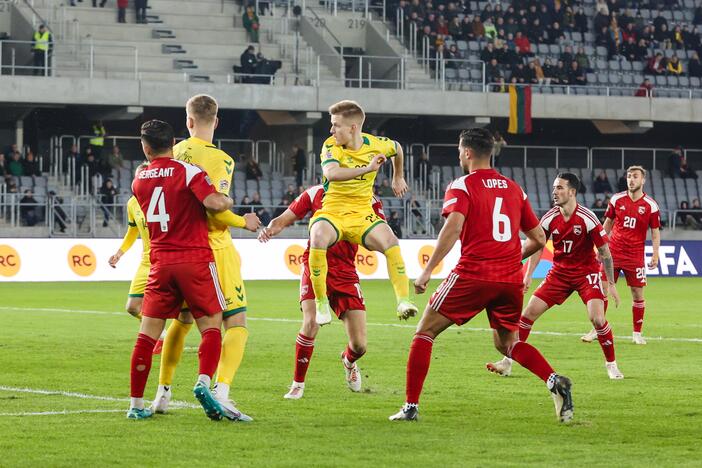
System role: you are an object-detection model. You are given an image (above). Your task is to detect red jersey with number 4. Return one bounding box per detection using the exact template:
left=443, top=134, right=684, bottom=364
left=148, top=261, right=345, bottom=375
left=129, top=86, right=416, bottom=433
left=442, top=168, right=540, bottom=284
left=540, top=205, right=608, bottom=275
left=292, top=185, right=385, bottom=282
left=605, top=192, right=660, bottom=268
left=132, top=157, right=217, bottom=265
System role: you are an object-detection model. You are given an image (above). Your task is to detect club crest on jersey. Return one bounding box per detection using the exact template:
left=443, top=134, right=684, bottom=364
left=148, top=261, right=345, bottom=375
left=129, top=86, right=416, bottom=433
left=219, top=180, right=229, bottom=191
left=324, top=151, right=333, bottom=160
left=573, top=225, right=582, bottom=235
left=638, top=206, right=646, bottom=215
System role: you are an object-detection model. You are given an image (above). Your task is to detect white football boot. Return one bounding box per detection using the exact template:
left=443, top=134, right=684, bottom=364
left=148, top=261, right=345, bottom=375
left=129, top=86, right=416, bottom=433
left=606, top=361, right=624, bottom=380
left=283, top=381, right=305, bottom=400
left=632, top=332, right=647, bottom=345
left=150, top=385, right=172, bottom=414
left=342, top=353, right=362, bottom=392
left=486, top=356, right=513, bottom=377
left=580, top=329, right=597, bottom=343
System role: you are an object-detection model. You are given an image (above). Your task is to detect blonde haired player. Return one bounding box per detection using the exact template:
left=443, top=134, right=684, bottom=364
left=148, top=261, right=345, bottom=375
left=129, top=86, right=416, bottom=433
left=150, top=94, right=260, bottom=421
left=308, top=100, right=417, bottom=324
left=109, top=164, right=167, bottom=353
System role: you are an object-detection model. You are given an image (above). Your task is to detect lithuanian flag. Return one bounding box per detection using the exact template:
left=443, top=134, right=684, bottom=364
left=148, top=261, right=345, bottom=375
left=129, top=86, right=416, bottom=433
left=508, top=84, right=532, bottom=134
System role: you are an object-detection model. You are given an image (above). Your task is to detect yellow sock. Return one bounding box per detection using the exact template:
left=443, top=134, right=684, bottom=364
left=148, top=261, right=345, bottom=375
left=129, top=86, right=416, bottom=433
left=158, top=320, right=192, bottom=386
left=216, top=326, right=249, bottom=386
left=135, top=313, right=142, bottom=320
left=309, top=247, right=328, bottom=303
left=385, top=245, right=409, bottom=302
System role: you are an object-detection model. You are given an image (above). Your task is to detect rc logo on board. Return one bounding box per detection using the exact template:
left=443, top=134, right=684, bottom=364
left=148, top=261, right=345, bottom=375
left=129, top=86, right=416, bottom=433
left=0, top=245, right=20, bottom=277
left=68, top=245, right=96, bottom=277
left=285, top=244, right=306, bottom=275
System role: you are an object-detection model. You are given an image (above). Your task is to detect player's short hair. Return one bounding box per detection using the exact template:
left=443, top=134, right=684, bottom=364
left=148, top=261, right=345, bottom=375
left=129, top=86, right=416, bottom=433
left=459, top=128, right=494, bottom=158
left=328, top=100, right=365, bottom=123
left=626, top=165, right=647, bottom=178
left=555, top=172, right=580, bottom=192
left=140, top=120, right=174, bottom=154
left=186, top=94, right=218, bottom=124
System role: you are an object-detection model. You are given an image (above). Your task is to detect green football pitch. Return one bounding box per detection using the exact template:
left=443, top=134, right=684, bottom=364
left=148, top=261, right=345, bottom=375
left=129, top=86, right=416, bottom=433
left=0, top=278, right=700, bottom=467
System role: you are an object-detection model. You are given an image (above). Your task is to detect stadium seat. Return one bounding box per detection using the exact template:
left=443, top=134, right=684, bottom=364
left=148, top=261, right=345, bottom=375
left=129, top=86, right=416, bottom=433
left=609, top=73, right=621, bottom=85
left=20, top=176, right=34, bottom=188
left=457, top=40, right=467, bottom=52
left=620, top=61, right=632, bottom=72
left=572, top=32, right=582, bottom=43
left=656, top=76, right=667, bottom=87
left=549, top=44, right=560, bottom=55
left=622, top=74, right=633, bottom=85
left=667, top=76, right=679, bottom=87
left=685, top=179, right=698, bottom=201
left=691, top=77, right=701, bottom=87
left=596, top=46, right=608, bottom=57
left=608, top=60, right=621, bottom=71
left=632, top=61, right=644, bottom=72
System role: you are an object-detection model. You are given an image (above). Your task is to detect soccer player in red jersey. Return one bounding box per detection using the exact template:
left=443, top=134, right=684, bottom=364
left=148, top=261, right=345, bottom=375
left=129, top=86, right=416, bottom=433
left=389, top=129, right=574, bottom=423
left=258, top=185, right=386, bottom=399
left=126, top=120, right=235, bottom=420
left=580, top=166, right=660, bottom=345
left=487, top=172, right=624, bottom=380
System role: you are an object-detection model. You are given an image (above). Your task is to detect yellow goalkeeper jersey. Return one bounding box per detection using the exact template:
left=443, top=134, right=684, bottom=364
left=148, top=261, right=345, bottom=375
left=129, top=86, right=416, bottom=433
left=127, top=195, right=150, bottom=262
left=320, top=133, right=398, bottom=211
left=173, top=136, right=235, bottom=250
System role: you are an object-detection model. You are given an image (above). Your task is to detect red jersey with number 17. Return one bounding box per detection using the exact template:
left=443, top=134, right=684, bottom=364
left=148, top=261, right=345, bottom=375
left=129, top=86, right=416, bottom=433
left=540, top=204, right=608, bottom=275
left=291, top=185, right=385, bottom=282
left=132, top=157, right=217, bottom=266
left=441, top=168, right=540, bottom=284
left=604, top=191, right=660, bottom=268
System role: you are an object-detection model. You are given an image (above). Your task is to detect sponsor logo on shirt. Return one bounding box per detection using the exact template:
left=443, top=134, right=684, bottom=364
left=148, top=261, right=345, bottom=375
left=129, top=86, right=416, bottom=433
left=573, top=225, right=582, bottom=235
left=219, top=180, right=229, bottom=192
left=620, top=205, right=626, bottom=210
left=552, top=229, right=559, bottom=235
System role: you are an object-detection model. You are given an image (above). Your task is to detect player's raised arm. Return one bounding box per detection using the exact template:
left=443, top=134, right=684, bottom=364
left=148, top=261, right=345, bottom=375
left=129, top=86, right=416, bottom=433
left=259, top=209, right=298, bottom=242
left=597, top=243, right=620, bottom=307
left=390, top=142, right=409, bottom=197
left=322, top=153, right=386, bottom=182
left=415, top=211, right=464, bottom=294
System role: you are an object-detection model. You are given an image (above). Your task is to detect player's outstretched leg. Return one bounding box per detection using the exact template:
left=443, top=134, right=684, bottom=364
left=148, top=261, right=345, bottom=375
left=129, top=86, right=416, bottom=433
left=152, top=317, right=193, bottom=413
left=309, top=221, right=337, bottom=326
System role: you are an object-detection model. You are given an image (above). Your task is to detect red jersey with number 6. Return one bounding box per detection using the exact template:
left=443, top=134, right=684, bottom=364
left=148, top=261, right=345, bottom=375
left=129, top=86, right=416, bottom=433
left=441, top=168, right=540, bottom=284
left=604, top=192, right=660, bottom=268
left=132, top=157, right=217, bottom=265
left=540, top=204, right=608, bottom=275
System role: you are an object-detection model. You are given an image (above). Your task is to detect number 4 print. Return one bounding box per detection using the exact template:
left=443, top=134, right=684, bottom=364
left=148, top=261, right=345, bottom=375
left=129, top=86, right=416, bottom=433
left=147, top=186, right=170, bottom=232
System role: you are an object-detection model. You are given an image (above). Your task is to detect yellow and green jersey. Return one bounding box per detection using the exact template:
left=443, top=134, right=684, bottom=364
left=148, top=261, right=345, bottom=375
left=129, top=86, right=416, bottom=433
left=174, top=136, right=235, bottom=250
left=320, top=133, right=398, bottom=211
left=127, top=195, right=150, bottom=263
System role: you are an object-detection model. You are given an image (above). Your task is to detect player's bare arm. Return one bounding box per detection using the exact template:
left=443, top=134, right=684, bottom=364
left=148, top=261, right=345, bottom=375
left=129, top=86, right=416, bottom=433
left=522, top=225, right=546, bottom=260
left=259, top=209, right=298, bottom=243
left=322, top=154, right=386, bottom=181
left=602, top=217, right=614, bottom=235
left=108, top=250, right=124, bottom=268
left=648, top=227, right=660, bottom=269
left=598, top=243, right=620, bottom=307
left=415, top=211, right=464, bottom=294
left=390, top=143, right=409, bottom=197
left=203, top=192, right=234, bottom=212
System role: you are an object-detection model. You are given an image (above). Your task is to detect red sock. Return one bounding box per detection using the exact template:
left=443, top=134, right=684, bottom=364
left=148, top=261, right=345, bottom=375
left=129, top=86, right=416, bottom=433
left=198, top=328, right=222, bottom=378
left=633, top=300, right=645, bottom=333
left=518, top=316, right=534, bottom=342
left=406, top=333, right=434, bottom=405
left=130, top=333, right=156, bottom=398
left=603, top=298, right=609, bottom=315
left=509, top=341, right=555, bottom=382
left=596, top=321, right=616, bottom=362
left=294, top=333, right=315, bottom=383
left=343, top=344, right=365, bottom=365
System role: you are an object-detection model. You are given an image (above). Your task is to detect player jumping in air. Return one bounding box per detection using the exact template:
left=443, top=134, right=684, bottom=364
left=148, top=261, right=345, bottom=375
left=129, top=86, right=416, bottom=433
left=308, top=100, right=417, bottom=326
left=389, top=129, right=573, bottom=423
left=259, top=185, right=385, bottom=399
left=127, top=119, right=234, bottom=420
left=150, top=95, right=260, bottom=422
left=580, top=166, right=660, bottom=345
left=487, top=172, right=624, bottom=380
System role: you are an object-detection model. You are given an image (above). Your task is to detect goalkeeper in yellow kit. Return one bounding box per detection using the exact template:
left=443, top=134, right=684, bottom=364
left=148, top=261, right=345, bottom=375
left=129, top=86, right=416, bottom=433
left=150, top=94, right=260, bottom=422
left=309, top=100, right=418, bottom=325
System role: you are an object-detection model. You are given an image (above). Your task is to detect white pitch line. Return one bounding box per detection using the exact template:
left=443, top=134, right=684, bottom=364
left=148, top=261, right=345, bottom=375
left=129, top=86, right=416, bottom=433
left=0, top=409, right=126, bottom=417
left=0, top=386, right=200, bottom=409
left=1, top=306, right=701, bottom=344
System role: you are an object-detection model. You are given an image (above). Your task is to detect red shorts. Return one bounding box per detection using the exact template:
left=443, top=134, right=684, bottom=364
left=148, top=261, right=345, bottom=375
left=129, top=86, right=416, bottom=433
left=602, top=262, right=647, bottom=288
left=428, top=272, right=523, bottom=331
left=299, top=264, right=365, bottom=319
left=533, top=268, right=605, bottom=308
left=142, top=261, right=226, bottom=320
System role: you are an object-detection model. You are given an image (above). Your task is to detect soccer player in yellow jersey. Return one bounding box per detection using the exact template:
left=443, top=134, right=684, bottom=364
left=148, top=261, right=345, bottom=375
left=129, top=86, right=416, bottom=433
left=309, top=100, right=418, bottom=324
left=150, top=94, right=260, bottom=422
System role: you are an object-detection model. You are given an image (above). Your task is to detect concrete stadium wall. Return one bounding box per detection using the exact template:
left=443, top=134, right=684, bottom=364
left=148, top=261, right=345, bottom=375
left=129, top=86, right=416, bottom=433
left=2, top=75, right=701, bottom=122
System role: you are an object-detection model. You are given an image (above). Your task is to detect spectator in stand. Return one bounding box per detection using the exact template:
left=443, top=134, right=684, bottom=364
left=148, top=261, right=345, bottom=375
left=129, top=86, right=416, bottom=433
left=608, top=16, right=623, bottom=58
left=690, top=51, right=702, bottom=78
left=117, top=0, right=128, bottom=23
left=89, top=121, right=106, bottom=160
left=695, top=4, right=702, bottom=25
left=8, top=152, right=23, bottom=176
left=4, top=176, right=18, bottom=194
left=542, top=57, right=555, bottom=80
left=284, top=184, right=296, bottom=201
left=20, top=189, right=39, bottom=226
left=635, top=78, right=653, bottom=97
left=22, top=150, right=41, bottom=176
left=646, top=52, right=666, bottom=75
left=622, top=22, right=637, bottom=43
left=291, top=144, right=306, bottom=188
left=243, top=6, right=260, bottom=43
left=492, top=76, right=508, bottom=92
left=245, top=157, right=263, bottom=182
left=409, top=196, right=426, bottom=235
left=32, top=24, right=52, bottom=76
left=525, top=60, right=538, bottom=84
left=592, top=198, right=605, bottom=209
left=654, top=23, right=672, bottom=49
left=448, top=16, right=462, bottom=40
left=0, top=153, right=6, bottom=177
left=63, top=144, right=81, bottom=174
left=686, top=27, right=701, bottom=52
left=692, top=199, right=702, bottom=227
left=511, top=62, right=528, bottom=83
left=83, top=150, right=100, bottom=192
left=49, top=191, right=67, bottom=233
left=617, top=173, right=627, bottom=192
left=100, top=178, right=117, bottom=227
left=240, top=45, right=257, bottom=82
left=471, top=15, right=485, bottom=39
left=436, top=16, right=449, bottom=36
left=493, top=131, right=506, bottom=161
left=107, top=145, right=125, bottom=173
left=678, top=201, right=701, bottom=229
left=445, top=43, right=461, bottom=67
left=485, top=58, right=501, bottom=83
left=415, top=149, right=432, bottom=188
left=568, top=60, right=587, bottom=85
left=483, top=17, right=497, bottom=39
left=593, top=170, right=613, bottom=194
left=514, top=31, right=531, bottom=56
left=574, top=7, right=588, bottom=34
left=575, top=46, right=591, bottom=72
left=681, top=157, right=698, bottom=180
left=596, top=0, right=609, bottom=16
left=237, top=195, right=251, bottom=216
left=560, top=45, right=574, bottom=66
left=672, top=25, right=685, bottom=49
left=249, top=191, right=270, bottom=225
left=667, top=54, right=683, bottom=75
left=621, top=36, right=638, bottom=62
left=498, top=43, right=521, bottom=70
left=378, top=178, right=394, bottom=197
left=480, top=42, right=497, bottom=64
left=669, top=146, right=685, bottom=178
left=552, top=59, right=569, bottom=85
left=135, top=0, right=147, bottom=23
left=273, top=196, right=290, bottom=218
left=388, top=210, right=403, bottom=238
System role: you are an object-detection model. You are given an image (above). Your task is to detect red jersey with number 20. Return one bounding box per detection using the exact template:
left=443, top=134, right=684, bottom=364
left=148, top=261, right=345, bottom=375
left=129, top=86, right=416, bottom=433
left=540, top=204, right=608, bottom=275
left=604, top=192, right=660, bottom=268
left=132, top=157, right=217, bottom=266
left=442, top=168, right=540, bottom=284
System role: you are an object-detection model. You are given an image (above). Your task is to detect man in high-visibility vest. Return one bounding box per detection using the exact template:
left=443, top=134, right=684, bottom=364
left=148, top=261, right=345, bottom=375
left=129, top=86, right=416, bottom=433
left=90, top=121, right=107, bottom=160
left=32, top=25, right=52, bottom=76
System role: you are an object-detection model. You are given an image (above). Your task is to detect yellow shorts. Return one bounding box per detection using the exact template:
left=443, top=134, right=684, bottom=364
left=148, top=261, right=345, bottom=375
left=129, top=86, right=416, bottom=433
left=128, top=261, right=150, bottom=297
left=310, top=207, right=386, bottom=247
left=213, top=244, right=247, bottom=318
